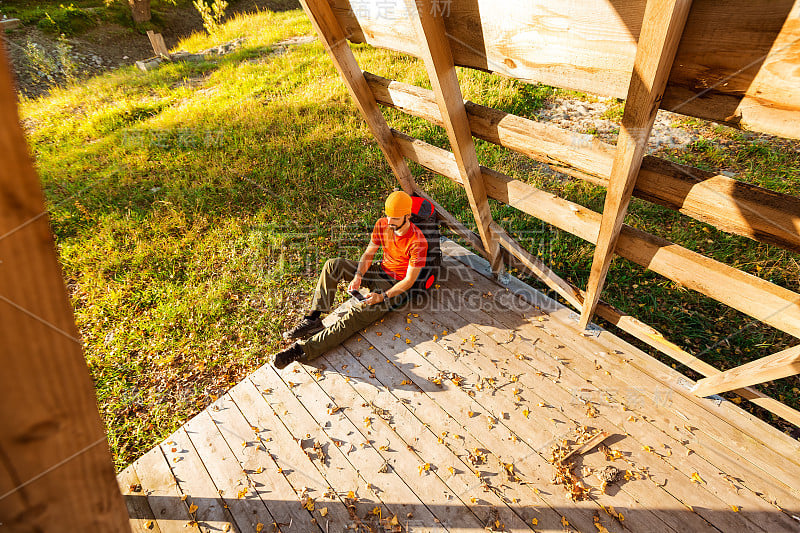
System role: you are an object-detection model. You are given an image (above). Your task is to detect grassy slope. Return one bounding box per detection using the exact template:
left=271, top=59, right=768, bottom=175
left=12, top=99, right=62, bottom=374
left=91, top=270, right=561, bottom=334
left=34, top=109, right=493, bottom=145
left=20, top=9, right=799, bottom=469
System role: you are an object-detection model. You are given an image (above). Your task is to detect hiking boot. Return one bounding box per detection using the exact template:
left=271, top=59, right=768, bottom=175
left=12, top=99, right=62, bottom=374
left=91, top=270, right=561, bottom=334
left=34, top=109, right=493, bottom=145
left=273, top=342, right=304, bottom=370
left=283, top=315, right=324, bottom=340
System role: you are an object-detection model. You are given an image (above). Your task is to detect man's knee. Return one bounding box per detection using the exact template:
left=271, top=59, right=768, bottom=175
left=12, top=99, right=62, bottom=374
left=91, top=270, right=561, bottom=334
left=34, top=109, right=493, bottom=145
left=323, top=257, right=346, bottom=273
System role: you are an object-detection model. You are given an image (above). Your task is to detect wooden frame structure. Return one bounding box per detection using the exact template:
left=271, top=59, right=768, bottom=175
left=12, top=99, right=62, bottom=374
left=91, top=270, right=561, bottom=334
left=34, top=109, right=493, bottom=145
left=0, top=44, right=129, bottom=531
left=298, top=0, right=800, bottom=427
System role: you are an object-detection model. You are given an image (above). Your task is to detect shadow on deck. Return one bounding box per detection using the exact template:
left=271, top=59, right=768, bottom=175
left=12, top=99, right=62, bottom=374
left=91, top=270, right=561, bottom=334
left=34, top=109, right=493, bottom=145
left=118, top=240, right=800, bottom=533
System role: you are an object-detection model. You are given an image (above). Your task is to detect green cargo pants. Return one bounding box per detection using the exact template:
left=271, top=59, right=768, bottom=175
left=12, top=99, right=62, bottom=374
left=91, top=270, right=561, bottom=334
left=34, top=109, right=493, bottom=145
left=297, top=257, right=410, bottom=361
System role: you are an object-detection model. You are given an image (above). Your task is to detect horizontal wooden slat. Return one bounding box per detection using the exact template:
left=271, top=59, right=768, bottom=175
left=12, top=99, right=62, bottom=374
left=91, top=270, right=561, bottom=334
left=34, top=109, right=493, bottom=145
left=692, top=345, right=800, bottom=397
left=445, top=216, right=800, bottom=428
left=366, top=72, right=800, bottom=253
left=392, top=130, right=800, bottom=340
left=335, top=0, right=800, bottom=139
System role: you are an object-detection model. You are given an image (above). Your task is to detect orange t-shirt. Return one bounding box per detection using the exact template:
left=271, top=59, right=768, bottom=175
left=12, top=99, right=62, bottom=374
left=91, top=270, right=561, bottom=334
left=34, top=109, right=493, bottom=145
left=371, top=218, right=428, bottom=281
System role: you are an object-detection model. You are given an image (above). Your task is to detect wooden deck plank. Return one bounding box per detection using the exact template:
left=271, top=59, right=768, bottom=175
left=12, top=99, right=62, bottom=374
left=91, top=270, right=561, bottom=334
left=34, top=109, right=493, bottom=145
left=350, top=316, right=708, bottom=533
left=440, top=254, right=800, bottom=512
left=121, top=243, right=800, bottom=532
left=184, top=410, right=277, bottom=532
left=210, top=392, right=325, bottom=532
left=160, top=429, right=237, bottom=532
left=252, top=362, right=487, bottom=532
left=331, top=336, right=609, bottom=532
left=312, top=344, right=536, bottom=531
left=395, top=286, right=772, bottom=533
left=441, top=245, right=800, bottom=481
left=117, top=464, right=162, bottom=533
left=227, top=379, right=354, bottom=531
left=323, top=343, right=553, bottom=532
left=132, top=447, right=201, bottom=533
left=277, top=349, right=498, bottom=532
left=441, top=300, right=800, bottom=532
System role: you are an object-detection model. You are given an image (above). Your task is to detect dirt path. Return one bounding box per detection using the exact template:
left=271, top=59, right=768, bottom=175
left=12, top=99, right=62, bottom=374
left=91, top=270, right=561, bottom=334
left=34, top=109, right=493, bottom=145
left=5, top=0, right=298, bottom=97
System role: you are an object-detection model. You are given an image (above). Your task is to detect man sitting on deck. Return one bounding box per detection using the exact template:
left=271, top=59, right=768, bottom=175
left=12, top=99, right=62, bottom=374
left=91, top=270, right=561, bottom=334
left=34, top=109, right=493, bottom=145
left=272, top=190, right=430, bottom=369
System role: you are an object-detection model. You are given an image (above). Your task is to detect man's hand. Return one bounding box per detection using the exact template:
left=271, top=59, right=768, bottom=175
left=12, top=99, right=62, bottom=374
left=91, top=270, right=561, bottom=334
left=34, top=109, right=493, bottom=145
left=365, top=291, right=385, bottom=306
left=348, top=275, right=362, bottom=292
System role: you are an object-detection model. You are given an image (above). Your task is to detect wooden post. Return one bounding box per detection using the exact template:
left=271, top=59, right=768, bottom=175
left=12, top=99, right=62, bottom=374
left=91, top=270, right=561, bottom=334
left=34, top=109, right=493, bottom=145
left=579, top=0, right=692, bottom=329
left=691, top=345, right=800, bottom=397
left=0, top=43, right=129, bottom=531
left=298, top=0, right=416, bottom=194
left=145, top=30, right=169, bottom=57
left=402, top=0, right=505, bottom=277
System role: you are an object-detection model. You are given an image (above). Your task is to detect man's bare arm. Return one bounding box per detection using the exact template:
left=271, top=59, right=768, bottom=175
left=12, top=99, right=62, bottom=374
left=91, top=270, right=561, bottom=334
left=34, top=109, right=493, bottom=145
left=349, top=241, right=380, bottom=291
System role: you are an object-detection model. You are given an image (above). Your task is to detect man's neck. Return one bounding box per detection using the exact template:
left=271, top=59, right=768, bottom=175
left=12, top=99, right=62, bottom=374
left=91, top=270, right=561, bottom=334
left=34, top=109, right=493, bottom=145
left=393, top=218, right=411, bottom=237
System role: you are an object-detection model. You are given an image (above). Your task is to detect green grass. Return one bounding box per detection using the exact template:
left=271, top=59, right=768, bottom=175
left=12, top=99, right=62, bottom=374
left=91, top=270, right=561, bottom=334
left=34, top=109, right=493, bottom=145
left=1, top=0, right=192, bottom=34
left=20, top=8, right=800, bottom=469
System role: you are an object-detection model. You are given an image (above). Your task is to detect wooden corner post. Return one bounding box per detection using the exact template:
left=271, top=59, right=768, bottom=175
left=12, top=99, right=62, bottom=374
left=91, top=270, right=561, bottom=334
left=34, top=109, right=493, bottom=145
left=403, top=0, right=505, bottom=277
left=579, top=0, right=692, bottom=329
left=0, top=43, right=129, bottom=531
left=299, top=0, right=417, bottom=194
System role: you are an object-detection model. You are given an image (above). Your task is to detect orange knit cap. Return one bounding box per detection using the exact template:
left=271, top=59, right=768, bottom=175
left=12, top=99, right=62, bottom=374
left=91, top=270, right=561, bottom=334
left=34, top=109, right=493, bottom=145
left=384, top=190, right=412, bottom=217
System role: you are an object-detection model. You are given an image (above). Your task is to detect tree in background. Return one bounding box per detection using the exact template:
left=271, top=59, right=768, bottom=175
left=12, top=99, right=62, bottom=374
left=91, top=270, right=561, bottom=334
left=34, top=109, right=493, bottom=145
left=124, top=0, right=151, bottom=23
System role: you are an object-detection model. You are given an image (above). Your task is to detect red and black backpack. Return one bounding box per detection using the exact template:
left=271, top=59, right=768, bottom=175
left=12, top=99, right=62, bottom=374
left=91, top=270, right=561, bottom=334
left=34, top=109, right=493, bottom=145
left=409, top=194, right=441, bottom=290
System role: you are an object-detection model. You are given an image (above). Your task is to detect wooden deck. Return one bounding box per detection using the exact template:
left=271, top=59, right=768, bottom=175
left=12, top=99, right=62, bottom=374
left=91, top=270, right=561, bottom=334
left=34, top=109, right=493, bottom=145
left=118, top=240, right=800, bottom=533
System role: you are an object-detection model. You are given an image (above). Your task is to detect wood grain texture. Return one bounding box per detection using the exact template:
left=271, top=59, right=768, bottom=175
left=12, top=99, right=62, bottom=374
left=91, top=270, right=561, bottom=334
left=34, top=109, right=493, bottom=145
left=403, top=0, right=504, bottom=275
left=366, top=71, right=800, bottom=253
left=580, top=0, right=693, bottom=329
left=0, top=42, right=128, bottom=532
left=392, top=130, right=800, bottom=340
left=298, top=0, right=416, bottom=193
left=332, top=0, right=800, bottom=139
left=692, top=345, right=800, bottom=397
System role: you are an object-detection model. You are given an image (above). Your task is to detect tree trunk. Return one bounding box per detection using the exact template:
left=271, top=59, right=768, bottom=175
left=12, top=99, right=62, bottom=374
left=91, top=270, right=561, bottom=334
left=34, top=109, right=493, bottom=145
left=128, top=0, right=151, bottom=23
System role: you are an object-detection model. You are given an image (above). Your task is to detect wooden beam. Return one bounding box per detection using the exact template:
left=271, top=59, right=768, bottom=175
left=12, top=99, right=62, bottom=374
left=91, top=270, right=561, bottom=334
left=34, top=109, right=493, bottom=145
left=0, top=43, right=129, bottom=532
left=490, top=222, right=583, bottom=310
left=392, top=130, right=800, bottom=340
left=580, top=0, right=693, bottom=329
left=402, top=0, right=504, bottom=276
left=366, top=72, right=800, bottom=254
left=332, top=0, right=800, bottom=139
left=692, top=345, right=800, bottom=398
left=418, top=180, right=800, bottom=427
left=298, top=0, right=416, bottom=193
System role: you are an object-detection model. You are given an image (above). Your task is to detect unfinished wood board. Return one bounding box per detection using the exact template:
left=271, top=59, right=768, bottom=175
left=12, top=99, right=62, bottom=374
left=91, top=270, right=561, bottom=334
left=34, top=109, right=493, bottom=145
left=368, top=72, right=800, bottom=254
left=355, top=299, right=758, bottom=533
left=160, top=428, right=237, bottom=532
left=404, top=0, right=504, bottom=275
left=117, top=464, right=161, bottom=533
left=298, top=0, right=416, bottom=193
left=330, top=0, right=800, bottom=138
left=132, top=447, right=201, bottom=533
left=0, top=42, right=128, bottom=533
left=183, top=410, right=276, bottom=532
left=421, top=268, right=798, bottom=531
left=272, top=351, right=499, bottom=531
left=395, top=132, right=800, bottom=340
left=227, top=380, right=354, bottom=531
left=440, top=244, right=800, bottom=499
left=580, top=0, right=693, bottom=328
left=207, top=392, right=325, bottom=532
left=691, top=345, right=800, bottom=397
